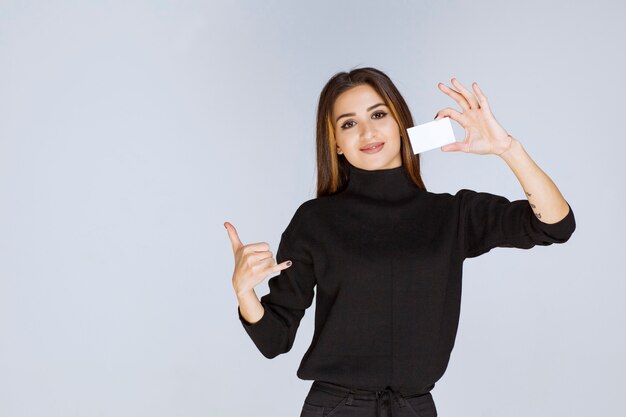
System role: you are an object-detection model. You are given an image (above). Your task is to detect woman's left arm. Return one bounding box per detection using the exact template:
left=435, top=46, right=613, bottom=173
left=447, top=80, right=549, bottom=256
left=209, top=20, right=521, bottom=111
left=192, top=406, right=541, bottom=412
left=497, top=137, right=570, bottom=223
left=434, top=77, right=570, bottom=224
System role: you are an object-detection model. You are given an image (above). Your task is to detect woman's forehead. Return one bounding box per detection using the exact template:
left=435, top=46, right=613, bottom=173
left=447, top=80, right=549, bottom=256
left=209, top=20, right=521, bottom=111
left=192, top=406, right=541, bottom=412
left=333, top=85, right=385, bottom=114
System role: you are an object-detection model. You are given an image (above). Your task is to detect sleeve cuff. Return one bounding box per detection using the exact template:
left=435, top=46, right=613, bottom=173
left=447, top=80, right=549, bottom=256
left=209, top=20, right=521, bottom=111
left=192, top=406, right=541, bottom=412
left=238, top=304, right=267, bottom=327
left=237, top=303, right=288, bottom=359
left=530, top=202, right=576, bottom=242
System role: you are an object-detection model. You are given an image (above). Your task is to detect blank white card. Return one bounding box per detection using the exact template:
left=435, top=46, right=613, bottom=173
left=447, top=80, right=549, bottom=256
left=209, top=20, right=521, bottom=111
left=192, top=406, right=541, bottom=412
left=407, top=117, right=457, bottom=154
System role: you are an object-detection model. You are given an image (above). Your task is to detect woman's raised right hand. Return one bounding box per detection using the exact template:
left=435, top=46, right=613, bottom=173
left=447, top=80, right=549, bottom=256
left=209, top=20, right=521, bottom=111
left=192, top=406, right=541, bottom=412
left=224, top=221, right=292, bottom=297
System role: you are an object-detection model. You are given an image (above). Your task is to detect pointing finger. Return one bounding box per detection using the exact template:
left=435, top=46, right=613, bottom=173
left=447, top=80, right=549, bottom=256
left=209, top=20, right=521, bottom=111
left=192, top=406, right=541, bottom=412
left=224, top=221, right=244, bottom=253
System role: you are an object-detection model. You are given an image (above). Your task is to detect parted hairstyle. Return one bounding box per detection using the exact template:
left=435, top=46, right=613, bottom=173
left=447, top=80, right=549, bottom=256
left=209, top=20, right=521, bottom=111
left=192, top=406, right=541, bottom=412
left=315, top=67, right=427, bottom=197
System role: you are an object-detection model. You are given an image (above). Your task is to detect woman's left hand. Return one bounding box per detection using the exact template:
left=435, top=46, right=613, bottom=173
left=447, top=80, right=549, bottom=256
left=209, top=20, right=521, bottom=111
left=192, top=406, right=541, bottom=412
left=434, top=78, right=513, bottom=156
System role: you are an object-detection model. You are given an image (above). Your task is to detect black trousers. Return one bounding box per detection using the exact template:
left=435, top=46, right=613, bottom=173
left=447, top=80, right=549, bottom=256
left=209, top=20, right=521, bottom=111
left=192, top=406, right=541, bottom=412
left=300, top=380, right=438, bottom=417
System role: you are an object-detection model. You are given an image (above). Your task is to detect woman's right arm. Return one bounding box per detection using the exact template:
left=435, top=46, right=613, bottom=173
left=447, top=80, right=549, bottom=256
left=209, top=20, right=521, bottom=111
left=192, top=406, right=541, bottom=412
left=236, top=288, right=264, bottom=325
left=225, top=221, right=292, bottom=325
left=224, top=209, right=316, bottom=359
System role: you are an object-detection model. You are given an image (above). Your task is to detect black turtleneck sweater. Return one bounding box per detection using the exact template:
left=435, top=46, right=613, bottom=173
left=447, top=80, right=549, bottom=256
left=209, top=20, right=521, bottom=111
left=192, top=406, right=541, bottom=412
left=237, top=162, right=576, bottom=395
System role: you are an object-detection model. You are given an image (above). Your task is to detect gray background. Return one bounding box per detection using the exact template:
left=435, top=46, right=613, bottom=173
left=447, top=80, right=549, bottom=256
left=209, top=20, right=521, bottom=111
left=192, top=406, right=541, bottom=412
left=1, top=1, right=623, bottom=416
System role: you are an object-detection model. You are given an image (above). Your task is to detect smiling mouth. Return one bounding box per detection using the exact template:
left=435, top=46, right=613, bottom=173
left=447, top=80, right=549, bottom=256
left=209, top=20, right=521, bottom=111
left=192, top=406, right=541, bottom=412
left=360, top=142, right=384, bottom=151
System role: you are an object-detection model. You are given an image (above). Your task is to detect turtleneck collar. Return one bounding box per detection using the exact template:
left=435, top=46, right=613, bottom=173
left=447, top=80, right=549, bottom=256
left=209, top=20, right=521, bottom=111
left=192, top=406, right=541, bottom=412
left=343, top=162, right=422, bottom=201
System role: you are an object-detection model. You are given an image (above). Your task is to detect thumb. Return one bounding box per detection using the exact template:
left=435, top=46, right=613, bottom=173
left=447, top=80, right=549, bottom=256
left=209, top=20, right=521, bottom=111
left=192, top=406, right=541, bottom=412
left=441, top=141, right=464, bottom=152
left=224, top=221, right=244, bottom=253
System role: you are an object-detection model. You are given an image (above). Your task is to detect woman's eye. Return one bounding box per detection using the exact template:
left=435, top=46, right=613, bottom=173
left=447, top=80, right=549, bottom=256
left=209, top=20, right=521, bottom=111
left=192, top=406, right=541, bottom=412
left=340, top=112, right=387, bottom=129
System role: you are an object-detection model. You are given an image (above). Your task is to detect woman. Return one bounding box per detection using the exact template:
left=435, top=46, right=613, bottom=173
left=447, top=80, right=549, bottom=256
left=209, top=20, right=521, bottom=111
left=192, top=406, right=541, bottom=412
left=225, top=67, right=576, bottom=417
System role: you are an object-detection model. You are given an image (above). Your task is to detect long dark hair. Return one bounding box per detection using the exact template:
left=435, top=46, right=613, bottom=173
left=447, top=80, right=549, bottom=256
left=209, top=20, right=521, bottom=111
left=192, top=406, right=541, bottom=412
left=315, top=67, right=427, bottom=197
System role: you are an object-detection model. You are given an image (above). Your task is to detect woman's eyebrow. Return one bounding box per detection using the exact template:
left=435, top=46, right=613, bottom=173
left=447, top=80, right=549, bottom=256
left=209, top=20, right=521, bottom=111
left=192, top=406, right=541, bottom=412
left=335, top=103, right=387, bottom=123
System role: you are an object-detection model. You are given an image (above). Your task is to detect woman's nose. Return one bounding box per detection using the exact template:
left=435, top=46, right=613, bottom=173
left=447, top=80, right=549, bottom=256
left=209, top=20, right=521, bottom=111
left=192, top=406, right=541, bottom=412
left=359, top=119, right=375, bottom=139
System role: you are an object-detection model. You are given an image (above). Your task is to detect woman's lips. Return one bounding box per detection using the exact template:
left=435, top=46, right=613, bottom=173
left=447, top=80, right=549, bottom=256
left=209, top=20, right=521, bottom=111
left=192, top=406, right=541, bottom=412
left=360, top=142, right=384, bottom=154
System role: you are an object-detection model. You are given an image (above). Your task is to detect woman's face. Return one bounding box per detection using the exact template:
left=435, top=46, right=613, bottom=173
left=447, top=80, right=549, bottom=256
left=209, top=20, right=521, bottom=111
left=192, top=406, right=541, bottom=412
left=332, top=84, right=402, bottom=171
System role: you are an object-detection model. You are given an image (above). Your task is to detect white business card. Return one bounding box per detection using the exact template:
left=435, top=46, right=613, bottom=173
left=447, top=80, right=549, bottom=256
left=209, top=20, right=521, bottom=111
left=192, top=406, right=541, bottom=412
left=407, top=117, right=457, bottom=154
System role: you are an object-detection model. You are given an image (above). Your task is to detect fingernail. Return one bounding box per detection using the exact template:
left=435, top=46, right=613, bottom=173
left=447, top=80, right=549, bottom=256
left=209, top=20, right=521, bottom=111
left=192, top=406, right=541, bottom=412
left=286, top=260, right=292, bottom=266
